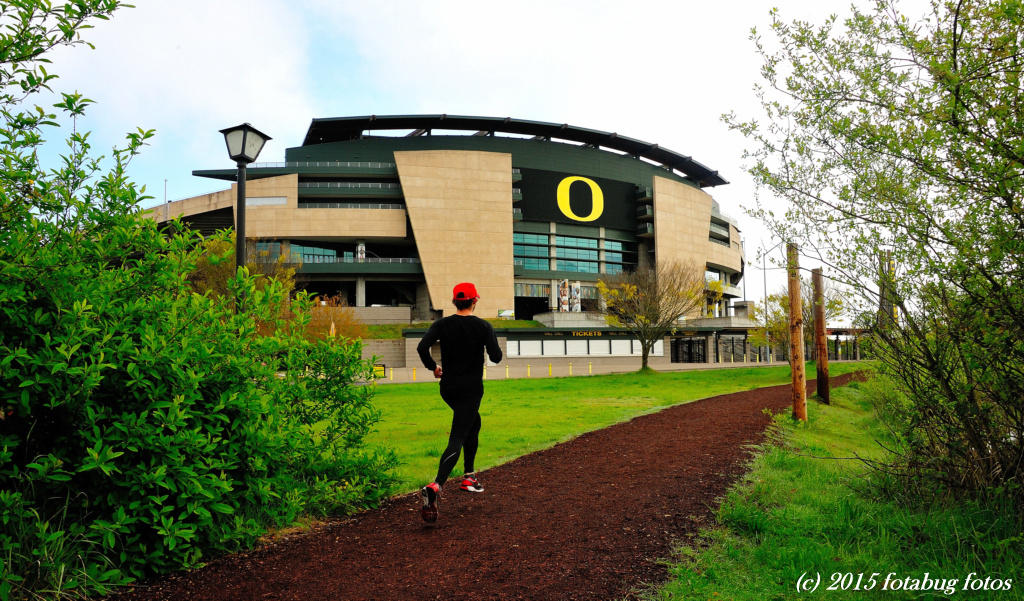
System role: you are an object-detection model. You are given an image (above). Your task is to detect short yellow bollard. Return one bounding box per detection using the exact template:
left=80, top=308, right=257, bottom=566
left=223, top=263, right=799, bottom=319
left=389, top=368, right=394, bottom=381
left=588, top=361, right=593, bottom=375
left=548, top=363, right=552, bottom=377
left=527, top=364, right=531, bottom=377
left=569, top=362, right=573, bottom=376
left=483, top=365, right=487, bottom=380
left=412, top=368, right=417, bottom=381
left=505, top=364, right=509, bottom=379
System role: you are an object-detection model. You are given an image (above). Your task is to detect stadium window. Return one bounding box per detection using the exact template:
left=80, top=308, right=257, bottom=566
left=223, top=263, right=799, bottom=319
left=520, top=258, right=549, bottom=270
left=513, top=233, right=548, bottom=245
left=555, top=247, right=598, bottom=261
left=559, top=260, right=598, bottom=273
left=514, top=244, right=548, bottom=258
left=555, top=235, right=598, bottom=249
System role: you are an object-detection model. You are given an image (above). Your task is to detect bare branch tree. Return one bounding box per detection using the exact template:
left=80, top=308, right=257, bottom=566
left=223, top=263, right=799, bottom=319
left=597, top=261, right=712, bottom=371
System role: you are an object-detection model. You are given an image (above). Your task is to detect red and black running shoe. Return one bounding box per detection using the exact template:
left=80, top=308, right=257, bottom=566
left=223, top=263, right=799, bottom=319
left=420, top=482, right=440, bottom=522
left=459, top=473, right=484, bottom=493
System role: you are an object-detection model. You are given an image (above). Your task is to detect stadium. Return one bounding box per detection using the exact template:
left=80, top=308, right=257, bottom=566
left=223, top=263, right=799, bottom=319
left=153, top=114, right=757, bottom=367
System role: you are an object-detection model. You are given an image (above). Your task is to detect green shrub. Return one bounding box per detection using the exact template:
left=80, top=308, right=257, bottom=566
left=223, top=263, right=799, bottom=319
left=1, top=210, right=397, bottom=599
left=0, top=6, right=397, bottom=597
left=0, top=215, right=398, bottom=598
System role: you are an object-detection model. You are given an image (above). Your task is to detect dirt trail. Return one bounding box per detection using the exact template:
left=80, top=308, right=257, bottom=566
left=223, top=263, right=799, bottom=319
left=115, top=374, right=861, bottom=601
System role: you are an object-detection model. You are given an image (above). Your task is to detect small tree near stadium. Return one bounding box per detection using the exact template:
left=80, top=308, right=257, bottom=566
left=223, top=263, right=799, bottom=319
left=748, top=276, right=845, bottom=360
left=597, top=261, right=711, bottom=371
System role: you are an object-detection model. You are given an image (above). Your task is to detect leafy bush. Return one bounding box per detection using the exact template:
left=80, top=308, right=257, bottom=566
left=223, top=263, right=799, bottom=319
left=0, top=162, right=397, bottom=599
left=0, top=4, right=396, bottom=599
left=731, top=0, right=1024, bottom=504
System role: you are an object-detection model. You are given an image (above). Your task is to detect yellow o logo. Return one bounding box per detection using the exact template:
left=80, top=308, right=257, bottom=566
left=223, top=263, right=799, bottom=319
left=556, top=176, right=604, bottom=222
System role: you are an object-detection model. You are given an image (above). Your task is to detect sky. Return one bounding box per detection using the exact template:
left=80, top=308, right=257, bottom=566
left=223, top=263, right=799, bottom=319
left=41, top=0, right=855, bottom=305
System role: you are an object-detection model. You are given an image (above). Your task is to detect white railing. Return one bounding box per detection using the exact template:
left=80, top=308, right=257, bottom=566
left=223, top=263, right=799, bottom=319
left=295, top=256, right=420, bottom=265
left=299, top=202, right=404, bottom=210
left=250, top=161, right=396, bottom=169
left=298, top=182, right=401, bottom=190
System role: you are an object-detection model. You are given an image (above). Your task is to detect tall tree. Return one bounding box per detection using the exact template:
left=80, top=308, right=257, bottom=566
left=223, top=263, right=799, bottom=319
left=728, top=0, right=1024, bottom=498
left=597, top=261, right=711, bottom=371
left=748, top=276, right=845, bottom=359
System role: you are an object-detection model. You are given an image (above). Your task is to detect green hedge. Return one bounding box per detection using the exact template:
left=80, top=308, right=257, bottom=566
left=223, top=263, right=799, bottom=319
left=1, top=193, right=397, bottom=598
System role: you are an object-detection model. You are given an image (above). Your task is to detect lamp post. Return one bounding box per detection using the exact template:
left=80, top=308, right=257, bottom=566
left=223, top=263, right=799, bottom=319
left=757, top=240, right=785, bottom=362
left=219, top=123, right=271, bottom=271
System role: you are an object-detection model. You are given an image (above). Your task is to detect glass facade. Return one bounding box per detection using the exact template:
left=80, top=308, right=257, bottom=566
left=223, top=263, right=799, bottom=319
left=555, top=247, right=598, bottom=260
left=513, top=229, right=637, bottom=274
left=287, top=243, right=355, bottom=264
left=516, top=257, right=549, bottom=270
left=513, top=232, right=550, bottom=271
left=513, top=233, right=548, bottom=245
left=554, top=235, right=598, bottom=249
left=557, top=259, right=599, bottom=273
left=514, top=244, right=548, bottom=257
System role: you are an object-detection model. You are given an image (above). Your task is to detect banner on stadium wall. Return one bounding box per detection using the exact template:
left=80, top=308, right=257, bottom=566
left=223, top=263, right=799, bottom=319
left=517, top=168, right=638, bottom=229
left=570, top=281, right=582, bottom=312
left=558, top=279, right=570, bottom=312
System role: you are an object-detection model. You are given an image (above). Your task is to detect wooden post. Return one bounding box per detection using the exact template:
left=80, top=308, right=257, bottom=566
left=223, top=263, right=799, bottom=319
left=812, top=268, right=830, bottom=404
left=787, top=243, right=807, bottom=421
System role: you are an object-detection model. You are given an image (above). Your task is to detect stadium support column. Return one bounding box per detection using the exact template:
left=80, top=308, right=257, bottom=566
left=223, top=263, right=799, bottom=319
left=356, top=278, right=366, bottom=307
left=787, top=243, right=807, bottom=421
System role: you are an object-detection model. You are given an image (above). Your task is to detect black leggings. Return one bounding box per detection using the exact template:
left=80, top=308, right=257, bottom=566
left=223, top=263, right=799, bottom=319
left=434, top=390, right=482, bottom=486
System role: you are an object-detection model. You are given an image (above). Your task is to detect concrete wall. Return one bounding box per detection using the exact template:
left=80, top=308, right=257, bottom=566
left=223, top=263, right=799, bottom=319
left=362, top=339, right=406, bottom=367
left=395, top=150, right=515, bottom=319
left=652, top=175, right=743, bottom=275
left=349, top=306, right=412, bottom=325
left=145, top=184, right=236, bottom=222
left=405, top=337, right=443, bottom=368
left=147, top=173, right=407, bottom=239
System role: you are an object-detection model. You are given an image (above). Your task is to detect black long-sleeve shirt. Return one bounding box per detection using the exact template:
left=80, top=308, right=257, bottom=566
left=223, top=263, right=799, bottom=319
left=417, top=315, right=503, bottom=387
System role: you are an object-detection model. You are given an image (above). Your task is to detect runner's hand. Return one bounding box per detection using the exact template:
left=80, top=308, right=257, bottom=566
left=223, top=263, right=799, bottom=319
left=433, top=366, right=443, bottom=378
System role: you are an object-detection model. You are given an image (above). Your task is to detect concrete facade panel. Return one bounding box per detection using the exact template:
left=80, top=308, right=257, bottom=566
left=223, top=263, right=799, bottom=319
left=653, top=176, right=742, bottom=276
left=396, top=150, right=515, bottom=318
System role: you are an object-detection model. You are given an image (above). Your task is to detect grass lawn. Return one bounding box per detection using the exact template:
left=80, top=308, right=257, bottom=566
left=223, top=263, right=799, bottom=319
left=365, top=319, right=543, bottom=339
left=650, top=379, right=1024, bottom=601
left=366, top=361, right=867, bottom=490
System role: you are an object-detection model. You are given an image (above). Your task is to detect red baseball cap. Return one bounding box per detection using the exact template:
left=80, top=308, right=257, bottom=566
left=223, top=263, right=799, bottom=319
left=452, top=282, right=480, bottom=301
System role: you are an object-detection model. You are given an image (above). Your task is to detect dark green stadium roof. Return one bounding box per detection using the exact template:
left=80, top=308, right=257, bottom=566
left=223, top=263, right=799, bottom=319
left=302, top=114, right=728, bottom=188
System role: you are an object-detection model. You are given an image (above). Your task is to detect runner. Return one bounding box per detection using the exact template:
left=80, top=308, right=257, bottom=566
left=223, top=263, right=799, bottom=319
left=416, top=282, right=503, bottom=523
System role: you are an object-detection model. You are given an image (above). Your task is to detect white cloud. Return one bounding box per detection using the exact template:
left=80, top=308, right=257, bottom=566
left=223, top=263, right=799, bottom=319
left=308, top=0, right=845, bottom=296
left=46, top=0, right=316, bottom=200
left=33, top=0, right=872, bottom=305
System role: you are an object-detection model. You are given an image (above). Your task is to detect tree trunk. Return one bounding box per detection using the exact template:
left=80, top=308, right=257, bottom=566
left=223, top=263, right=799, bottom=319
left=813, top=268, right=830, bottom=404
left=641, top=343, right=650, bottom=371
left=787, top=243, right=807, bottom=421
